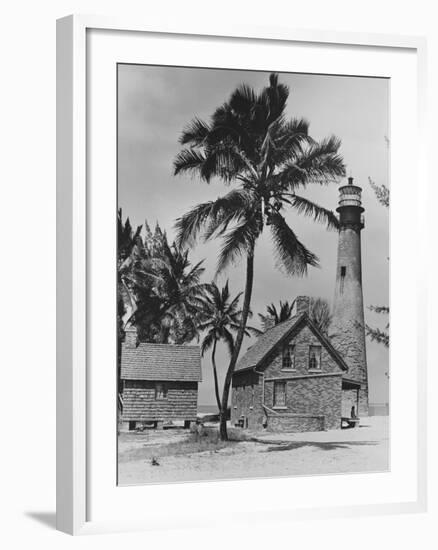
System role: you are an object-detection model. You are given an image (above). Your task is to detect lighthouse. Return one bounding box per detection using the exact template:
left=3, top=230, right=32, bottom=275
left=332, top=176, right=369, bottom=416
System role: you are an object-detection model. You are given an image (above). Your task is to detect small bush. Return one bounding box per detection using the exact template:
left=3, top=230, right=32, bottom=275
left=132, top=427, right=241, bottom=460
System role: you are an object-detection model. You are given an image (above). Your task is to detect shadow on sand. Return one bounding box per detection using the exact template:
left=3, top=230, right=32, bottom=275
left=257, top=440, right=379, bottom=452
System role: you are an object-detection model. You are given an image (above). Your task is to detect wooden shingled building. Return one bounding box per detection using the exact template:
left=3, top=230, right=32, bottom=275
left=119, top=326, right=202, bottom=430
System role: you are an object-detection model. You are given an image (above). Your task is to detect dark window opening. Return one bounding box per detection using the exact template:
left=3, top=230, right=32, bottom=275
left=155, top=382, right=168, bottom=400
left=129, top=421, right=136, bottom=431
left=273, top=380, right=286, bottom=407
left=340, top=265, right=346, bottom=293
left=309, top=345, right=322, bottom=370
left=282, top=344, right=295, bottom=369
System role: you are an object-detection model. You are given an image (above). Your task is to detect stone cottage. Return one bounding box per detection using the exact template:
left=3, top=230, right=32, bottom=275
left=231, top=296, right=362, bottom=432
left=119, top=326, right=202, bottom=430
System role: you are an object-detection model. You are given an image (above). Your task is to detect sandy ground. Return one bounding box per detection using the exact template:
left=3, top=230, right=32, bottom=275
left=118, top=416, right=389, bottom=486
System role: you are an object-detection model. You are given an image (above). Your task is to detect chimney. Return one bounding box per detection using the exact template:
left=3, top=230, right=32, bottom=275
left=262, top=317, right=276, bottom=332
left=295, top=296, right=310, bottom=316
left=124, top=325, right=138, bottom=348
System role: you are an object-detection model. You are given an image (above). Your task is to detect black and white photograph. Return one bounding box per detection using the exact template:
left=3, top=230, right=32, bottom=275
left=116, top=65, right=389, bottom=485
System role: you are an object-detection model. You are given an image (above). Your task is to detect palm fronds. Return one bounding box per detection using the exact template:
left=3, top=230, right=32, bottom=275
left=288, top=194, right=339, bottom=230
left=275, top=135, right=345, bottom=190
left=365, top=325, right=389, bottom=347
left=174, top=188, right=253, bottom=249
left=118, top=213, right=212, bottom=345
left=179, top=117, right=211, bottom=146
left=309, top=297, right=332, bottom=334
left=269, top=212, right=319, bottom=276
left=216, top=214, right=260, bottom=274
left=173, top=149, right=207, bottom=177
left=258, top=299, right=295, bottom=332
left=368, top=177, right=390, bottom=208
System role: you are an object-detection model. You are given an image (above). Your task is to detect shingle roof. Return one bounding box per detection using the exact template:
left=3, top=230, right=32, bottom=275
left=235, top=314, right=302, bottom=372
left=235, top=313, right=348, bottom=373
left=121, top=343, right=202, bottom=382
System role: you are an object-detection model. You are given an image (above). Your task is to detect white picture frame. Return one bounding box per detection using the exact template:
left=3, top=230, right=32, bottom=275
left=56, top=14, right=427, bottom=535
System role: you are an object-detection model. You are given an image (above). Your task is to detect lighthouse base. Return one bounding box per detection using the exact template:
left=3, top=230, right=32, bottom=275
left=341, top=380, right=369, bottom=418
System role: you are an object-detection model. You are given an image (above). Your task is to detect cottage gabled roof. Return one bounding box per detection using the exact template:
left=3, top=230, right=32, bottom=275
left=121, top=342, right=202, bottom=382
left=234, top=313, right=349, bottom=373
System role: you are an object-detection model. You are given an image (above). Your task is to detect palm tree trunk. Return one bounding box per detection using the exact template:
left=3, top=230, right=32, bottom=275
left=219, top=249, right=255, bottom=440
left=211, top=338, right=222, bottom=412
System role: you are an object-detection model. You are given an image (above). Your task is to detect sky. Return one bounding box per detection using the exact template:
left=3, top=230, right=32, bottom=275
left=118, top=64, right=390, bottom=406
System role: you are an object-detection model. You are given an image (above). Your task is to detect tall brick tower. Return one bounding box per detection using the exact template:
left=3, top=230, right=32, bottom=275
left=332, top=176, right=369, bottom=416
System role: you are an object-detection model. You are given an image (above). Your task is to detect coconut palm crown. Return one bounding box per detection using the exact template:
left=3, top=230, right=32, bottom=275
left=174, top=73, right=344, bottom=276
left=257, top=297, right=332, bottom=335
left=135, top=238, right=210, bottom=344
left=258, top=300, right=296, bottom=332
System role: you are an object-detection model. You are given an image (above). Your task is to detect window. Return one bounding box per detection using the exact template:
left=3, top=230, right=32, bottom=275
left=155, top=382, right=168, bottom=400
left=308, top=345, right=322, bottom=370
left=282, top=344, right=295, bottom=370
left=273, top=380, right=286, bottom=407
left=340, top=265, right=346, bottom=293
left=250, top=385, right=254, bottom=409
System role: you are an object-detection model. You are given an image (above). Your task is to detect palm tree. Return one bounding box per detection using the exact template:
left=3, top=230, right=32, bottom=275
left=117, top=210, right=144, bottom=389
left=135, top=237, right=211, bottom=344
left=309, top=297, right=332, bottom=335
left=258, top=300, right=295, bottom=332
left=118, top=209, right=143, bottom=329
left=174, top=73, right=345, bottom=439
left=197, top=282, right=247, bottom=410
left=257, top=297, right=332, bottom=334
left=117, top=214, right=210, bottom=345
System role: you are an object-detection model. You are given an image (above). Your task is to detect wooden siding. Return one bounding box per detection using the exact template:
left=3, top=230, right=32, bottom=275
left=122, top=380, right=198, bottom=422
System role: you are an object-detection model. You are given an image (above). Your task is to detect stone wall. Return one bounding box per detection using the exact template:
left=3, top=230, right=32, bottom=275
left=266, top=413, right=325, bottom=433
left=331, top=318, right=369, bottom=415
left=121, top=380, right=198, bottom=422
left=264, top=374, right=342, bottom=430
left=263, top=323, right=344, bottom=378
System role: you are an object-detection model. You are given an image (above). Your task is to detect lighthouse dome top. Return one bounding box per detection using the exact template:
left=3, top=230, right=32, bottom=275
left=338, top=176, right=362, bottom=208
